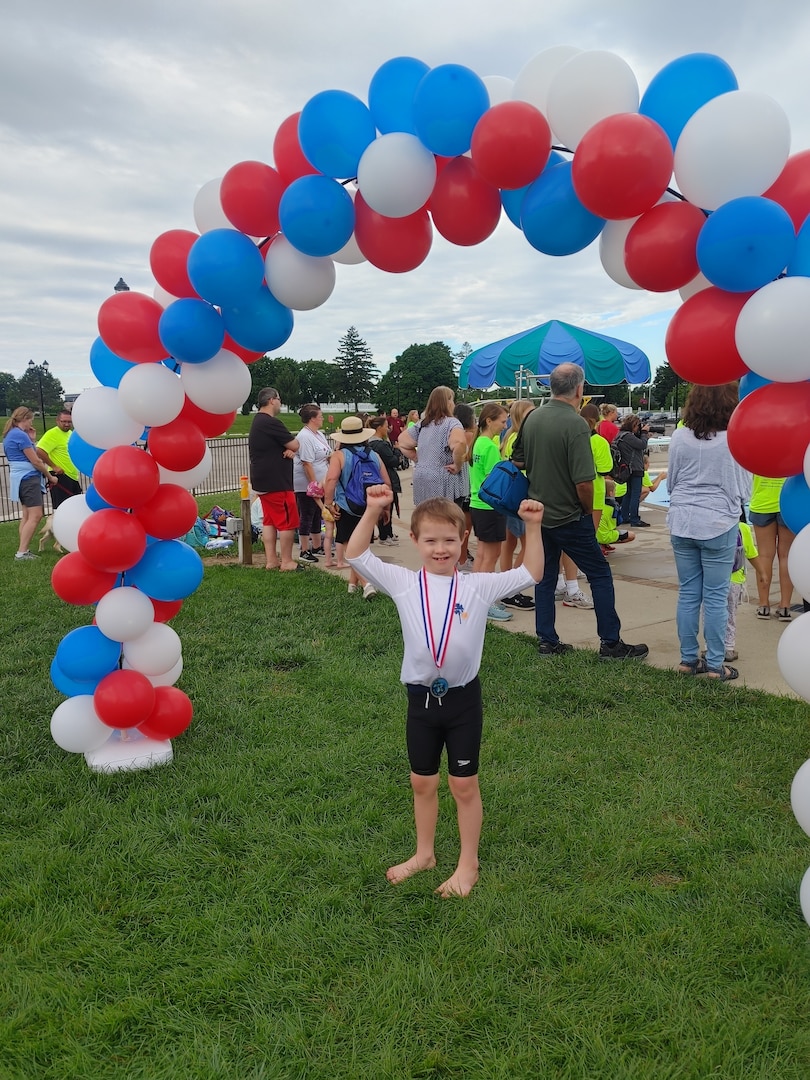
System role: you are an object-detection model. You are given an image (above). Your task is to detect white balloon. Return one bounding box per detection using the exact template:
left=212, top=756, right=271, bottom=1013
left=50, top=696, right=112, bottom=753
left=679, top=271, right=712, bottom=301
left=264, top=236, right=336, bottom=310
left=674, top=91, right=791, bottom=211
left=193, top=178, right=232, bottom=233
left=118, top=363, right=185, bottom=428
left=122, top=654, right=183, bottom=686
left=71, top=386, right=145, bottom=450
left=357, top=132, right=437, bottom=218
left=512, top=46, right=581, bottom=119
left=787, top=532, right=810, bottom=616
left=123, top=623, right=182, bottom=676
left=777, top=605, right=810, bottom=700
left=52, top=494, right=94, bottom=552
left=791, top=758, right=810, bottom=837
left=332, top=232, right=366, bottom=265
left=95, top=586, right=156, bottom=642
left=800, top=865, right=810, bottom=927
left=735, top=278, right=810, bottom=383
left=180, top=349, right=252, bottom=414
left=482, top=75, right=513, bottom=107
left=599, top=218, right=643, bottom=290
left=158, top=443, right=212, bottom=489
left=546, top=50, right=639, bottom=150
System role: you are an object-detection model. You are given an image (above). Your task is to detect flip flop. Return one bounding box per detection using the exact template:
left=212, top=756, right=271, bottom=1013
left=678, top=658, right=708, bottom=675
left=705, top=664, right=739, bottom=681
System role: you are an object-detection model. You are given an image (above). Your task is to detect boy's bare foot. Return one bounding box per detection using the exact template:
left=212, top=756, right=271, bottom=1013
left=265, top=563, right=279, bottom=570
left=278, top=561, right=300, bottom=571
left=386, top=854, right=436, bottom=884
left=435, top=866, right=479, bottom=898
left=335, top=561, right=348, bottom=569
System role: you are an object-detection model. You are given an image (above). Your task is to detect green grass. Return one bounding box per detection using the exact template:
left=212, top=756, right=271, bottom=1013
left=2, top=517, right=810, bottom=1078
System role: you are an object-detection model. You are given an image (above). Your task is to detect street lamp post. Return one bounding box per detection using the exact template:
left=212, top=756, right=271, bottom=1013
left=28, top=359, right=49, bottom=432
left=392, top=371, right=401, bottom=411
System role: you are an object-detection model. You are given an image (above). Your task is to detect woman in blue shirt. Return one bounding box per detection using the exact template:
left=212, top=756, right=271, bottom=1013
left=2, top=407, right=57, bottom=560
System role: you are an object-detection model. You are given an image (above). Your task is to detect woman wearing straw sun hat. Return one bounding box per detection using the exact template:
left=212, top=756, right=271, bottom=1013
left=323, top=417, right=392, bottom=598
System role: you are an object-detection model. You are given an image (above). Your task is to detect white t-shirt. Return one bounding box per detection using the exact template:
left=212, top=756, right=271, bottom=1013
left=293, top=426, right=332, bottom=492
left=347, top=549, right=535, bottom=687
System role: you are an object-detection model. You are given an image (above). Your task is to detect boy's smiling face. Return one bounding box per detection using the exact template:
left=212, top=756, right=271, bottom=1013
left=411, top=515, right=466, bottom=576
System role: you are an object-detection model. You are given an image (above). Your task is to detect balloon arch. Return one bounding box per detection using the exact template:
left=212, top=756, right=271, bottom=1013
left=45, top=45, right=810, bottom=899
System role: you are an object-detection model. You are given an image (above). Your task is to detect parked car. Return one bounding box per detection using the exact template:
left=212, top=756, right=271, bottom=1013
left=646, top=414, right=669, bottom=434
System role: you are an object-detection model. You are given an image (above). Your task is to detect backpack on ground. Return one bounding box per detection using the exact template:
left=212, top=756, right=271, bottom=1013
left=609, top=434, right=631, bottom=485
left=343, top=445, right=384, bottom=515
left=478, top=460, right=529, bottom=515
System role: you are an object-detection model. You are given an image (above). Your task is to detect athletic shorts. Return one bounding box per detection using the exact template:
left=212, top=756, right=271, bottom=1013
left=335, top=508, right=362, bottom=546
left=258, top=490, right=299, bottom=531
left=18, top=475, right=44, bottom=509
left=749, top=510, right=787, bottom=529
left=470, top=507, right=506, bottom=544
left=405, top=677, right=483, bottom=777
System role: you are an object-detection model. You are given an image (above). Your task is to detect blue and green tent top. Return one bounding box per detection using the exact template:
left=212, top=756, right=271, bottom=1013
left=458, top=320, right=651, bottom=389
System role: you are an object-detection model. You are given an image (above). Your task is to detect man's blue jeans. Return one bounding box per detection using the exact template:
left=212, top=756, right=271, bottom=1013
left=535, top=514, right=621, bottom=645
left=670, top=526, right=737, bottom=671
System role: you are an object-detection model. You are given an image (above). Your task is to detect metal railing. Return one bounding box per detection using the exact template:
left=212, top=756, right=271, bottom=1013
left=0, top=437, right=251, bottom=522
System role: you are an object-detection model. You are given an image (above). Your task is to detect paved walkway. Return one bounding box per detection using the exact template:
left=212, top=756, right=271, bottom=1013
left=324, top=468, right=799, bottom=699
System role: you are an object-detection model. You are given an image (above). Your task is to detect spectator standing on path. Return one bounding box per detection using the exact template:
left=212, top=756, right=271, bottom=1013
left=749, top=475, right=795, bottom=621
left=397, top=386, right=468, bottom=507
left=615, top=414, right=651, bottom=527
left=596, top=403, right=620, bottom=443
left=36, top=408, right=82, bottom=507
left=248, top=387, right=301, bottom=572
left=3, top=406, right=57, bottom=560
left=368, top=415, right=402, bottom=545
left=511, top=362, right=648, bottom=660
left=293, top=403, right=331, bottom=562
left=452, top=402, right=476, bottom=571
left=387, top=408, right=405, bottom=448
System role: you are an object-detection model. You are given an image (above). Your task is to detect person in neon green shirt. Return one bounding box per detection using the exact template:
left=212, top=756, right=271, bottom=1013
left=501, top=399, right=535, bottom=574
left=723, top=520, right=761, bottom=661
left=36, top=409, right=82, bottom=507
left=470, top=402, right=519, bottom=620
left=748, top=475, right=794, bottom=620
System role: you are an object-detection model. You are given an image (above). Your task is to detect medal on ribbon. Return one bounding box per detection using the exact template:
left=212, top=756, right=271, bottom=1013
left=419, top=569, right=458, bottom=700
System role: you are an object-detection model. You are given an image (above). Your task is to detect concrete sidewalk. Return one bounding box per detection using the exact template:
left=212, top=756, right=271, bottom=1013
left=334, top=469, right=799, bottom=699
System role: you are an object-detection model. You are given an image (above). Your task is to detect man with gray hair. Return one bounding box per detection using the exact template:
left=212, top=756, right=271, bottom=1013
left=511, top=362, right=648, bottom=660
left=249, top=387, right=301, bottom=571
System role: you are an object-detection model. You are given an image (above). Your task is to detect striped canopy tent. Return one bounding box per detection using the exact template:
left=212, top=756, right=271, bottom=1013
left=458, top=320, right=651, bottom=389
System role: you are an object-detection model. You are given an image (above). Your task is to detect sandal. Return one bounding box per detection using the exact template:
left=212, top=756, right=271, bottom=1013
left=756, top=606, right=770, bottom=619
left=706, top=664, right=739, bottom=681
left=678, top=658, right=708, bottom=675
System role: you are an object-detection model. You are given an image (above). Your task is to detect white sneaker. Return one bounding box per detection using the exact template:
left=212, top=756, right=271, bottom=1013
left=562, top=589, right=594, bottom=609
left=363, top=583, right=377, bottom=600
left=347, top=584, right=357, bottom=594
left=554, top=588, right=566, bottom=602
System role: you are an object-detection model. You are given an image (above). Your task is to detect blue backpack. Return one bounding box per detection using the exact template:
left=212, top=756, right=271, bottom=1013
left=342, top=445, right=384, bottom=515
left=478, top=460, right=529, bottom=515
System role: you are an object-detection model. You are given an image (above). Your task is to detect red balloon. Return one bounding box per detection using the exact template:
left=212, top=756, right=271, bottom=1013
left=94, top=669, right=156, bottom=729
left=52, top=552, right=119, bottom=605
left=354, top=194, right=433, bottom=273
left=179, top=396, right=236, bottom=437
left=665, top=287, right=752, bottom=385
left=625, top=201, right=706, bottom=292
left=148, top=597, right=184, bottom=622
left=149, top=230, right=199, bottom=299
left=77, top=509, right=148, bottom=573
left=429, top=157, right=502, bottom=246
left=470, top=101, right=551, bottom=190
left=273, top=113, right=319, bottom=186
left=728, top=382, right=810, bottom=477
left=133, top=484, right=199, bottom=540
left=222, top=333, right=263, bottom=365
left=147, top=417, right=206, bottom=472
left=763, top=150, right=810, bottom=231
left=221, top=160, right=285, bottom=237
left=572, top=113, right=673, bottom=220
left=137, top=685, right=194, bottom=740
left=93, top=445, right=161, bottom=509
left=97, top=291, right=167, bottom=364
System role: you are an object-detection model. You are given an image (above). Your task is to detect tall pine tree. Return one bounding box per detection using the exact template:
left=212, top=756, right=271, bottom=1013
left=334, top=327, right=379, bottom=411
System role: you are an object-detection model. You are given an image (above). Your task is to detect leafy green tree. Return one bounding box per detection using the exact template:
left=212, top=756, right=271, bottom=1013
left=16, top=365, right=64, bottom=413
left=375, top=342, right=456, bottom=413
left=334, top=327, right=379, bottom=411
left=649, top=362, right=690, bottom=412
left=0, top=371, right=19, bottom=415
left=298, top=360, right=336, bottom=406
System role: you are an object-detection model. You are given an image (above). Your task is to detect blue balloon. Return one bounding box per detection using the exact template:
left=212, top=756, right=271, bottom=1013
left=780, top=474, right=810, bottom=534
left=298, top=90, right=376, bottom=178
left=222, top=286, right=294, bottom=354
left=520, top=161, right=605, bottom=256
left=412, top=64, right=489, bottom=157
left=787, top=214, right=810, bottom=277
left=369, top=56, right=430, bottom=135
left=186, top=230, right=266, bottom=309
left=640, top=53, right=738, bottom=149
left=67, top=431, right=105, bottom=477
left=278, top=175, right=355, bottom=257
left=696, top=197, right=795, bottom=292
left=501, top=151, right=565, bottom=228
left=89, top=337, right=136, bottom=388
left=50, top=656, right=103, bottom=697
left=55, top=626, right=121, bottom=683
left=739, top=371, right=772, bottom=399
left=85, top=483, right=113, bottom=512
left=158, top=297, right=226, bottom=365
left=127, top=540, right=204, bottom=601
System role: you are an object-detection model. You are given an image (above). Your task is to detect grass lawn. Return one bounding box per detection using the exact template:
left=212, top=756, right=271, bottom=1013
left=2, top=515, right=810, bottom=1078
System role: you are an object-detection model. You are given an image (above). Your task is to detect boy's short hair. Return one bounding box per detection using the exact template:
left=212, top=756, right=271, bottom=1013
left=410, top=498, right=466, bottom=540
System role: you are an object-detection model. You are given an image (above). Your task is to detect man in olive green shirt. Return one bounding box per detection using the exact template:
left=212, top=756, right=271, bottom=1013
left=512, top=363, right=648, bottom=661
left=36, top=409, right=82, bottom=508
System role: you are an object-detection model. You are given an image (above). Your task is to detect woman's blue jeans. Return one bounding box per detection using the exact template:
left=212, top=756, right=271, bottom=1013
left=670, top=525, right=737, bottom=671
left=621, top=473, right=643, bottom=524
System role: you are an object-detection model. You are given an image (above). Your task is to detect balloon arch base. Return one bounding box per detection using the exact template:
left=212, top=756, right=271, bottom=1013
left=84, top=729, right=173, bottom=773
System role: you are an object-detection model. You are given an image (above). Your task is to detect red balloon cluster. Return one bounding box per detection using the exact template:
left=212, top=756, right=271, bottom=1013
left=179, top=396, right=236, bottom=437
left=150, top=230, right=199, bottom=299
left=147, top=416, right=206, bottom=472
left=273, top=112, right=320, bottom=186
left=728, top=382, right=810, bottom=477
left=665, top=287, right=752, bottom=385
left=138, top=686, right=194, bottom=740
left=470, top=101, right=551, bottom=190
left=354, top=194, right=433, bottom=272
left=221, top=160, right=285, bottom=237
left=97, top=292, right=167, bottom=364
left=95, top=669, right=155, bottom=729
left=78, top=509, right=147, bottom=573
left=625, top=201, right=705, bottom=292
left=52, top=553, right=119, bottom=606
left=429, top=157, right=502, bottom=246
left=133, top=484, right=198, bottom=540
left=93, top=446, right=160, bottom=509
left=763, top=150, right=810, bottom=230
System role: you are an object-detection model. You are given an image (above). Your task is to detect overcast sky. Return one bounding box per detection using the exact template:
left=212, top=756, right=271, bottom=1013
left=2, top=0, right=808, bottom=394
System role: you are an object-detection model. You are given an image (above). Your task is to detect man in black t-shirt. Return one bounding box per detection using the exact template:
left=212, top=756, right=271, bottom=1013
left=248, top=387, right=300, bottom=571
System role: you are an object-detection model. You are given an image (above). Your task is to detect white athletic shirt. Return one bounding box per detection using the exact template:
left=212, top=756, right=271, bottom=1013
left=348, top=549, right=535, bottom=687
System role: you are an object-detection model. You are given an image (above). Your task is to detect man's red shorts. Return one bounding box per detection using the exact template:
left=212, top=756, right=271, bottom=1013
left=258, top=491, right=299, bottom=531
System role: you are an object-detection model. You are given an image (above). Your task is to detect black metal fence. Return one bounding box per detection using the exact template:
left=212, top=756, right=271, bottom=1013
left=0, top=437, right=250, bottom=523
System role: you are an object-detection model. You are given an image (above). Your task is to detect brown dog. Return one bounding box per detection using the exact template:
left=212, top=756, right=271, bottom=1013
left=37, top=515, right=63, bottom=553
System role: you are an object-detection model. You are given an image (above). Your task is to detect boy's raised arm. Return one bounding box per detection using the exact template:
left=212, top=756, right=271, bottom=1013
left=517, top=499, right=545, bottom=582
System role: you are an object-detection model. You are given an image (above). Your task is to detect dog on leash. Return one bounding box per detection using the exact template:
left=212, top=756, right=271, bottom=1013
left=37, top=515, right=63, bottom=553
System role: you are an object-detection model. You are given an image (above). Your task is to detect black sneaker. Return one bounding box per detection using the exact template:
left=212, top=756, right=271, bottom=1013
left=537, top=640, right=574, bottom=656
left=502, top=593, right=535, bottom=609
left=299, top=551, right=319, bottom=563
left=310, top=548, right=325, bottom=558
left=599, top=639, right=649, bottom=660
left=630, top=519, right=651, bottom=528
